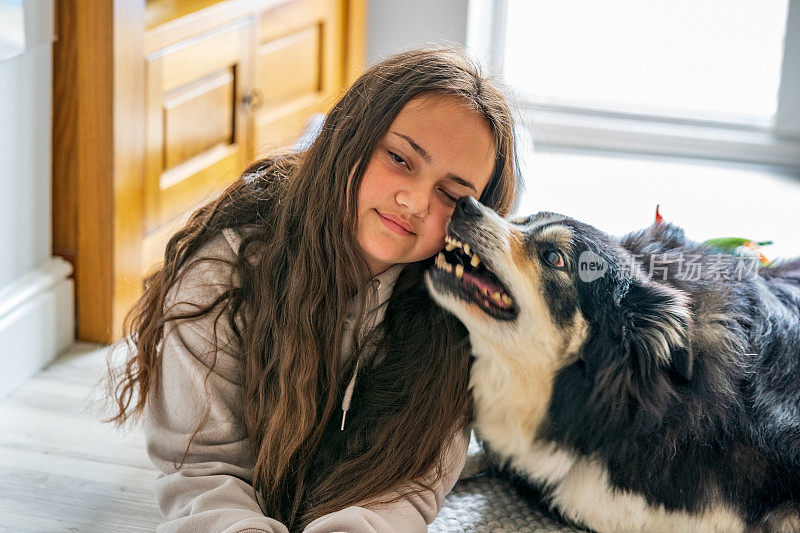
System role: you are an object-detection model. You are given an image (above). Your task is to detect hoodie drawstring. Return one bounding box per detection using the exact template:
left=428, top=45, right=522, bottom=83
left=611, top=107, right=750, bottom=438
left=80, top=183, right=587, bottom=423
left=340, top=357, right=360, bottom=430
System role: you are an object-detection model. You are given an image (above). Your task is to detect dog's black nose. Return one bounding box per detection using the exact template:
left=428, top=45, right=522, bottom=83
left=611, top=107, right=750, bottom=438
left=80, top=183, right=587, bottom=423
left=454, top=196, right=483, bottom=220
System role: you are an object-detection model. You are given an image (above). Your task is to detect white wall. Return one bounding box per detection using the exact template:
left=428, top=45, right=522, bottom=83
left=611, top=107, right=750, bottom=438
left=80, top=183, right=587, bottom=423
left=366, top=0, right=469, bottom=65
left=0, top=0, right=74, bottom=398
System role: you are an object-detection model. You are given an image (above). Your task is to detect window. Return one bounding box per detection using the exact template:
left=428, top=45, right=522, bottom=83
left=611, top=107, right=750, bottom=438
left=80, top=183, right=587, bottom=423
left=468, top=0, right=800, bottom=168
left=504, top=0, right=789, bottom=126
left=0, top=0, right=25, bottom=61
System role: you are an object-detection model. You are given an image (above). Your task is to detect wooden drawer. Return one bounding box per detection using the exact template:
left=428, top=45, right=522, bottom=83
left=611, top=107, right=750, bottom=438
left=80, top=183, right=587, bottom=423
left=144, top=17, right=253, bottom=236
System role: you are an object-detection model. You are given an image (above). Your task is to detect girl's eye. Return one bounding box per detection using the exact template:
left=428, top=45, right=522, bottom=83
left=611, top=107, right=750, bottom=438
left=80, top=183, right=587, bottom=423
left=440, top=190, right=459, bottom=204
left=543, top=250, right=566, bottom=268
left=388, top=151, right=408, bottom=168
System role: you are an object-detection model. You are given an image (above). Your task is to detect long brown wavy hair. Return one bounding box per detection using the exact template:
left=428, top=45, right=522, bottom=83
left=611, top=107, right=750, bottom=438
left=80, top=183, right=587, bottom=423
left=103, top=47, right=521, bottom=531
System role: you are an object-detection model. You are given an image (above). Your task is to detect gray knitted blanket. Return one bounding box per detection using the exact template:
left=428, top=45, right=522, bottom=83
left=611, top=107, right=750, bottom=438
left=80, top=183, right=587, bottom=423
left=431, top=434, right=586, bottom=532
left=432, top=475, right=583, bottom=533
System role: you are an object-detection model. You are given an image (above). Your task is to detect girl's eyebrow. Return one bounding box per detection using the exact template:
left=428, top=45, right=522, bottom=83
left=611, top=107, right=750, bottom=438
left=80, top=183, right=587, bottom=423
left=389, top=131, right=478, bottom=192
left=391, top=131, right=431, bottom=163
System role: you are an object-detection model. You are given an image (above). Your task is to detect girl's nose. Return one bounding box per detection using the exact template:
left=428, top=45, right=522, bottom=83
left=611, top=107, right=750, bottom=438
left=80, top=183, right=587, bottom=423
left=396, top=188, right=429, bottom=217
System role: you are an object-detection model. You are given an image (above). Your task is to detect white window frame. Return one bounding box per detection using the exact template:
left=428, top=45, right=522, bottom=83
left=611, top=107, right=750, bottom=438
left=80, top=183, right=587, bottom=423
left=467, top=0, right=800, bottom=170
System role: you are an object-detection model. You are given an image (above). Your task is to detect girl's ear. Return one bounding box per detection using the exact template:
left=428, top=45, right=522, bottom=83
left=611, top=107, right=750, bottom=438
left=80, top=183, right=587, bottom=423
left=620, top=278, right=694, bottom=381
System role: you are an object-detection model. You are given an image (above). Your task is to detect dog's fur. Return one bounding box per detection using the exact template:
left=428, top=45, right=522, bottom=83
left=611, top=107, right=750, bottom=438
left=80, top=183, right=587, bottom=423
left=425, top=198, right=800, bottom=532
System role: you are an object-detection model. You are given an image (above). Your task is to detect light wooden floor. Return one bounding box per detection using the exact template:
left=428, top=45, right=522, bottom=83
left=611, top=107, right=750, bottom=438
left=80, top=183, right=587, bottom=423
left=0, top=342, right=163, bottom=532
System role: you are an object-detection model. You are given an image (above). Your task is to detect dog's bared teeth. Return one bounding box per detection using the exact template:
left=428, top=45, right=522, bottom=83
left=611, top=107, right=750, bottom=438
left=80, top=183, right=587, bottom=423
left=455, top=264, right=464, bottom=279
left=445, top=242, right=456, bottom=252
left=463, top=243, right=471, bottom=256
left=471, top=255, right=480, bottom=268
left=491, top=292, right=501, bottom=301
left=501, top=294, right=512, bottom=305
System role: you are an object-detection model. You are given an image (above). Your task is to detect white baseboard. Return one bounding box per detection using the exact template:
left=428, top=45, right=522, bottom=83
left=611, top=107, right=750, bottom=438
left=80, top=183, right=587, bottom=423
left=0, top=257, right=74, bottom=398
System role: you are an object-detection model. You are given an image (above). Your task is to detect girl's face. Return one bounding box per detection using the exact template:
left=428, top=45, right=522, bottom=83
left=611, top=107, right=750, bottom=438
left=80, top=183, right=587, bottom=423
left=356, top=95, right=496, bottom=277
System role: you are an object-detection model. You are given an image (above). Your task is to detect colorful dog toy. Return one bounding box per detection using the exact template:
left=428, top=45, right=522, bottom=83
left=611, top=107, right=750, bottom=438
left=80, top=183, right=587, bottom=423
left=654, top=205, right=773, bottom=266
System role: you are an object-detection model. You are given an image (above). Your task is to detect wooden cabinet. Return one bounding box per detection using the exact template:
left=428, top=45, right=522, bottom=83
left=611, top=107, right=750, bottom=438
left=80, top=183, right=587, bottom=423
left=53, top=0, right=366, bottom=343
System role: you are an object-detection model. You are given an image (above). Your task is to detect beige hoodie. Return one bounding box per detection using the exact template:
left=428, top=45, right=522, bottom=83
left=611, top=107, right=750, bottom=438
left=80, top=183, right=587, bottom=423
left=144, top=227, right=470, bottom=533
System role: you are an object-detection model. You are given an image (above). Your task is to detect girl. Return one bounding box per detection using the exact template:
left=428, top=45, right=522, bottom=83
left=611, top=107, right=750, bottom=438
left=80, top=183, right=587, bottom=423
left=104, top=47, right=521, bottom=532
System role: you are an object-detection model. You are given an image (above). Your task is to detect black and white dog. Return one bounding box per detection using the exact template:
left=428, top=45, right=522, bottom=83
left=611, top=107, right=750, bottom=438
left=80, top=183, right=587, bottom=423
left=426, top=197, right=800, bottom=532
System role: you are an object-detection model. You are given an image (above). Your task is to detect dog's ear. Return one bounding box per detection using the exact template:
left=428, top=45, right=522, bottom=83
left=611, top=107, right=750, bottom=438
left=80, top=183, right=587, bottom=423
left=620, top=278, right=694, bottom=381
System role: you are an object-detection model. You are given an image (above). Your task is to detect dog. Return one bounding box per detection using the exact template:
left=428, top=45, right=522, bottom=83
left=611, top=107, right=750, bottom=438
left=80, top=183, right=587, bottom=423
left=425, top=197, right=800, bottom=532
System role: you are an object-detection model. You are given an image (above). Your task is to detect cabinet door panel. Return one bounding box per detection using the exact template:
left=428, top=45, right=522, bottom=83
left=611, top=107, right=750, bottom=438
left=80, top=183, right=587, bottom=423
left=163, top=70, right=235, bottom=170
left=256, top=27, right=320, bottom=106
left=144, top=18, right=252, bottom=235
left=254, top=0, right=342, bottom=153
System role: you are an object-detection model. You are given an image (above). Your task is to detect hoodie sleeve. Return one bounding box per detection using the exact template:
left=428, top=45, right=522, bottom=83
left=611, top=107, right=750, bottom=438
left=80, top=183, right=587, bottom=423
left=144, top=229, right=290, bottom=533
left=302, top=425, right=470, bottom=533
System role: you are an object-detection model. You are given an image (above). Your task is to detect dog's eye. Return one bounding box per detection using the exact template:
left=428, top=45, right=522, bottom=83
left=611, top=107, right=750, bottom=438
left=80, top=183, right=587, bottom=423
left=543, top=250, right=566, bottom=268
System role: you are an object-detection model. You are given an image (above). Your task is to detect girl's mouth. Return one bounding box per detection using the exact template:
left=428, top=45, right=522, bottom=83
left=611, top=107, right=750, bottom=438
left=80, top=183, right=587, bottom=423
left=377, top=210, right=414, bottom=236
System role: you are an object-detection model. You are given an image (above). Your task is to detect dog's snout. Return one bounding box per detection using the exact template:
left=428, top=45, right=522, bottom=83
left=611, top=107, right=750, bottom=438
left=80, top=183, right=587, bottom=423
left=454, top=196, right=483, bottom=220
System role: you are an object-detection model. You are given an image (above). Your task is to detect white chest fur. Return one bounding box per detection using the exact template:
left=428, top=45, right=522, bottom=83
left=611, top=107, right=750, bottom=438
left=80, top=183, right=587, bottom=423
left=469, top=352, right=745, bottom=533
